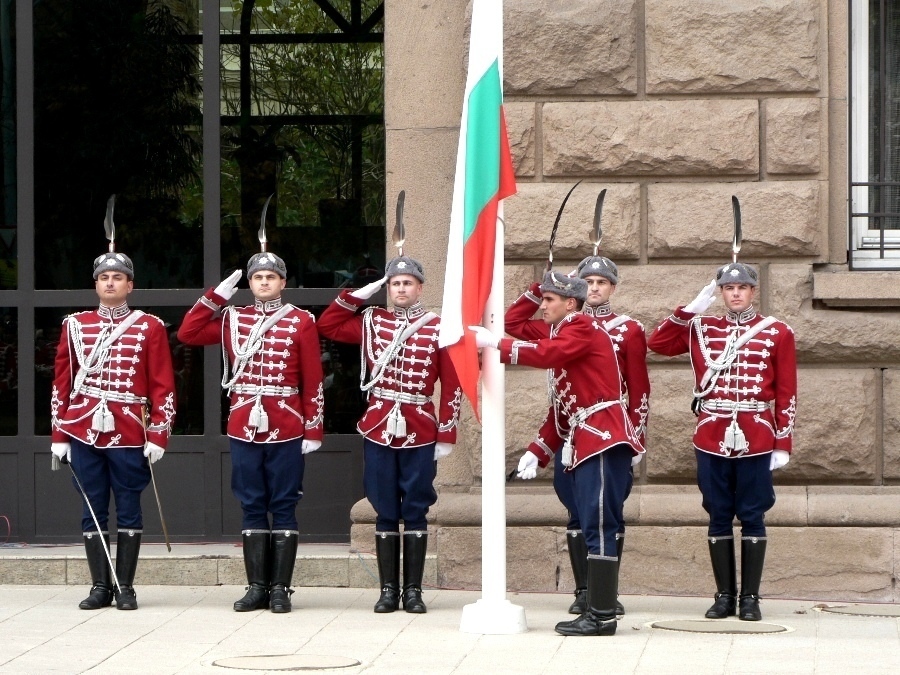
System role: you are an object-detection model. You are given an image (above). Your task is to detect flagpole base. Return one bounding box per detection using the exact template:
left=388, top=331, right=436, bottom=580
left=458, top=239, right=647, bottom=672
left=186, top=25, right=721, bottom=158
left=459, top=599, right=527, bottom=635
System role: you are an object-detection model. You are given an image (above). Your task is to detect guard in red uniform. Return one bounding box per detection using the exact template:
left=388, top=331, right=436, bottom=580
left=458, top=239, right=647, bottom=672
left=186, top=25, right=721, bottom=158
left=505, top=255, right=650, bottom=618
left=178, top=251, right=324, bottom=614
left=647, top=262, right=797, bottom=621
left=51, top=251, right=176, bottom=611
left=473, top=271, right=644, bottom=637
left=318, top=255, right=461, bottom=615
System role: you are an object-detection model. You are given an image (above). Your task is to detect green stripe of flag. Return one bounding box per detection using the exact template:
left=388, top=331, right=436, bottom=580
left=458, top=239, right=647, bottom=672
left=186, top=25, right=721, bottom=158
left=462, top=58, right=503, bottom=242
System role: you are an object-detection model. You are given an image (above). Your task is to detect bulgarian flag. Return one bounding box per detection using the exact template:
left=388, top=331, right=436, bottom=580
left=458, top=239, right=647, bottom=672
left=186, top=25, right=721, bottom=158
left=439, top=0, right=517, bottom=417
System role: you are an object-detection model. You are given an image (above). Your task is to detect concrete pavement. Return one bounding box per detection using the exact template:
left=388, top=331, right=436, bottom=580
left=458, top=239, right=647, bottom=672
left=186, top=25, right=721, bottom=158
left=1, top=585, right=899, bottom=674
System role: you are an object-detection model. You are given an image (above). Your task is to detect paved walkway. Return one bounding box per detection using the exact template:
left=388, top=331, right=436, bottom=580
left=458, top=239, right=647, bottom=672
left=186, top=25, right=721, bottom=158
left=1, top=586, right=899, bottom=674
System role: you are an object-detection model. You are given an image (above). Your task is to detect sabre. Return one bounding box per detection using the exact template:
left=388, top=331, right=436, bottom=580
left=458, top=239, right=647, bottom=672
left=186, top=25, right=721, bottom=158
left=393, top=190, right=406, bottom=256
left=54, top=456, right=121, bottom=593
left=591, top=189, right=607, bottom=256
left=104, top=195, right=116, bottom=253
left=731, top=195, right=742, bottom=263
left=259, top=194, right=274, bottom=253
left=547, top=181, right=582, bottom=271
left=149, top=463, right=171, bottom=552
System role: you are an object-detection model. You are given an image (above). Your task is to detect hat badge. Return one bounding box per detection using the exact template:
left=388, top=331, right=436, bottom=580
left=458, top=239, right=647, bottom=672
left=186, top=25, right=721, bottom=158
left=729, top=269, right=739, bottom=277
left=591, top=261, right=600, bottom=269
left=398, top=261, right=407, bottom=269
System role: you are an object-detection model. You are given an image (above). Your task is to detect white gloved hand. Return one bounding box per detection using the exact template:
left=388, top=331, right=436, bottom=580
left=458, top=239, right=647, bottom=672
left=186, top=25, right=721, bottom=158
left=516, top=451, right=540, bottom=480
left=631, top=452, right=644, bottom=468
left=214, top=269, right=243, bottom=301
left=769, top=450, right=790, bottom=471
left=469, top=325, right=499, bottom=349
left=350, top=276, right=387, bottom=300
left=302, top=439, right=321, bottom=454
left=684, top=279, right=718, bottom=314
left=51, top=442, right=71, bottom=463
left=434, top=442, right=453, bottom=460
left=143, top=441, right=165, bottom=464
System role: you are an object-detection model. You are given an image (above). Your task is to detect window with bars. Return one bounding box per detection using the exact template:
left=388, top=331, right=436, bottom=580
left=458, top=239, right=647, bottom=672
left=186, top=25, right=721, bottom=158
left=850, top=0, right=900, bottom=268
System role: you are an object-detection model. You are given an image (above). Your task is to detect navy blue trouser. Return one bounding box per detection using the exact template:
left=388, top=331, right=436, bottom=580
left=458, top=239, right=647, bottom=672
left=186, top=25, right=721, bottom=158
left=230, top=438, right=304, bottom=531
left=554, top=447, right=634, bottom=534
left=363, top=439, right=437, bottom=532
left=571, top=444, right=633, bottom=557
left=70, top=438, right=150, bottom=533
left=695, top=450, right=775, bottom=538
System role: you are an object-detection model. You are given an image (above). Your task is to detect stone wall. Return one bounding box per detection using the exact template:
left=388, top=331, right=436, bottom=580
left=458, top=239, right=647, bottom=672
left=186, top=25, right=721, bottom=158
left=373, top=1, right=900, bottom=600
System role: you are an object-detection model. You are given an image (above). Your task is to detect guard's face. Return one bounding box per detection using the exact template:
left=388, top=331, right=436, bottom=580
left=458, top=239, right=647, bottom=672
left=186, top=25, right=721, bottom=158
left=540, top=292, right=577, bottom=324
left=388, top=274, right=423, bottom=308
left=249, top=271, right=286, bottom=301
left=720, top=283, right=755, bottom=313
left=94, top=272, right=133, bottom=307
left=584, top=275, right=616, bottom=307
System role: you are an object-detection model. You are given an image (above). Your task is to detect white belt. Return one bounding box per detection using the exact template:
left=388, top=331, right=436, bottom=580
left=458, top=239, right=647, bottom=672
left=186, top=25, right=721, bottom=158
left=567, top=399, right=619, bottom=428
left=231, top=384, right=299, bottom=397
left=75, top=386, right=148, bottom=406
left=561, top=400, right=620, bottom=468
left=371, top=387, right=429, bottom=406
left=700, top=399, right=769, bottom=413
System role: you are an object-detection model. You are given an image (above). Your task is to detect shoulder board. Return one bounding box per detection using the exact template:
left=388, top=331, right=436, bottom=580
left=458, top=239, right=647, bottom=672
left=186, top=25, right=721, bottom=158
left=142, top=312, right=166, bottom=328
left=765, top=316, right=794, bottom=334
left=293, top=306, right=317, bottom=322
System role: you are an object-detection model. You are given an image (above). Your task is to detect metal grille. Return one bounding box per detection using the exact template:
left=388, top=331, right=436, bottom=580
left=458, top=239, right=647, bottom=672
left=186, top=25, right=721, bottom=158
left=850, top=0, right=900, bottom=268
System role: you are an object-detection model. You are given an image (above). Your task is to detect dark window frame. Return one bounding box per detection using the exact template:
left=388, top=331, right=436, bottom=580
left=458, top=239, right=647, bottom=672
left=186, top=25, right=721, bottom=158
left=4, top=0, right=381, bottom=542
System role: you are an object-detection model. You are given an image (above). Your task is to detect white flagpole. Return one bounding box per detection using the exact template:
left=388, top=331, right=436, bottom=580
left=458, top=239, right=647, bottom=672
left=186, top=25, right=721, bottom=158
left=459, top=201, right=526, bottom=634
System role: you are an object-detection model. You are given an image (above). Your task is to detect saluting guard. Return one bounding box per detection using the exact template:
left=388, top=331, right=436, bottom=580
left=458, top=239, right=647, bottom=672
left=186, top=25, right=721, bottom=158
left=647, top=197, right=797, bottom=621
left=505, top=189, right=650, bottom=618
left=50, top=195, right=176, bottom=611
left=472, top=270, right=644, bottom=637
left=177, top=197, right=324, bottom=614
left=317, top=192, right=461, bottom=615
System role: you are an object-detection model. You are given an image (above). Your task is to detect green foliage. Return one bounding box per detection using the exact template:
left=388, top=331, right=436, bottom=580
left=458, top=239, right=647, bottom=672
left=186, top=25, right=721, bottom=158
left=221, top=1, right=385, bottom=232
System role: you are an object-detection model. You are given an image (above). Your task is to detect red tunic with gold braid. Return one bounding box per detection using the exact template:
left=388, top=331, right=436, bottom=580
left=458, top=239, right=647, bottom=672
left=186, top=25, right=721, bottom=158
left=317, top=291, right=461, bottom=449
left=648, top=305, right=797, bottom=458
left=505, top=281, right=651, bottom=445
left=498, top=311, right=644, bottom=471
left=51, top=303, right=176, bottom=449
left=177, top=290, right=324, bottom=443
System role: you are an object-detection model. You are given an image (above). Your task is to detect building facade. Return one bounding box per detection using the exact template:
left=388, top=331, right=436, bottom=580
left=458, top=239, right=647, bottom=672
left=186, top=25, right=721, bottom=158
left=350, top=0, right=900, bottom=602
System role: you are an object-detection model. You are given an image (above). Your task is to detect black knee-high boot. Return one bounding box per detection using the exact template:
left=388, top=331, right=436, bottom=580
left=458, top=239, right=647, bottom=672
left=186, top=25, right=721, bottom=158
left=234, top=530, right=271, bottom=611
left=79, top=531, right=113, bottom=610
left=566, top=530, right=588, bottom=615
left=269, top=530, right=298, bottom=613
left=114, top=529, right=141, bottom=610
left=373, top=532, right=401, bottom=613
left=402, top=531, right=428, bottom=614
left=739, top=537, right=767, bottom=621
left=554, top=557, right=618, bottom=636
left=705, top=536, right=737, bottom=619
